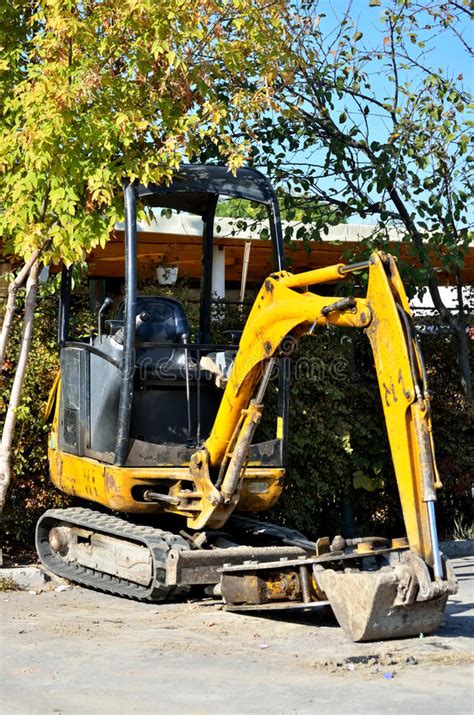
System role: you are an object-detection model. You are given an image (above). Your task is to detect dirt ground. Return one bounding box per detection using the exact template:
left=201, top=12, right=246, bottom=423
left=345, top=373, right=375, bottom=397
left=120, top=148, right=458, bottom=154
left=1, top=557, right=473, bottom=715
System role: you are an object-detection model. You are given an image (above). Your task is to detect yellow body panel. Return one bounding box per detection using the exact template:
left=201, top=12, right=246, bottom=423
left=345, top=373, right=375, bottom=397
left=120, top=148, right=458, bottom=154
left=44, top=370, right=60, bottom=422
left=48, top=441, right=284, bottom=515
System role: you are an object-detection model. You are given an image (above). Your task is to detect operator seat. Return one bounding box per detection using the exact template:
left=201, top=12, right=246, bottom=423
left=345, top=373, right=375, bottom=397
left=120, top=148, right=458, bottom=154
left=116, top=296, right=191, bottom=379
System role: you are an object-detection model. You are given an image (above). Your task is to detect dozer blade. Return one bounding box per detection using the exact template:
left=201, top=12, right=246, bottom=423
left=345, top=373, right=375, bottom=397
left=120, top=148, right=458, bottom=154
left=316, top=565, right=449, bottom=642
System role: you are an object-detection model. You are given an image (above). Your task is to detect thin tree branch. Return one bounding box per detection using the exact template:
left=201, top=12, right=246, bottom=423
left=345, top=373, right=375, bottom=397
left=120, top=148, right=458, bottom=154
left=0, top=259, right=40, bottom=512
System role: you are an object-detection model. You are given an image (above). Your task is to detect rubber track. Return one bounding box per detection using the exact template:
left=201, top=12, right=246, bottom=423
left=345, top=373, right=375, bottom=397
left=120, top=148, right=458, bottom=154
left=36, top=507, right=190, bottom=602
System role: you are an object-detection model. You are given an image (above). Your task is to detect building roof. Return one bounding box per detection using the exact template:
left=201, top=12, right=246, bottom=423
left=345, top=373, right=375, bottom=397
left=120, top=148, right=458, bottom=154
left=85, top=227, right=474, bottom=286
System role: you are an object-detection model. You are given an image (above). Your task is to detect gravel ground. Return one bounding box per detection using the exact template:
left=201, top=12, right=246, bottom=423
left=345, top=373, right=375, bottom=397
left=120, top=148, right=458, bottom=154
left=1, top=557, right=473, bottom=714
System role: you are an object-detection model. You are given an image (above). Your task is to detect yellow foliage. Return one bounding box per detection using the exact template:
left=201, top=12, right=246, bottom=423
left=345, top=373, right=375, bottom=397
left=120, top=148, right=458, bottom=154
left=0, top=0, right=294, bottom=262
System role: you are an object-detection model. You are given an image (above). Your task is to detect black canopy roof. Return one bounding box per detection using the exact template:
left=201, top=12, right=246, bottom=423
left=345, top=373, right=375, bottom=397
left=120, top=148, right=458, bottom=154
left=135, top=164, right=277, bottom=218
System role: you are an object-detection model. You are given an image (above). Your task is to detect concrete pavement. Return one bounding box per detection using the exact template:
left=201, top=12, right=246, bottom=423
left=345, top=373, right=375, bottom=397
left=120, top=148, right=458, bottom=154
left=1, top=558, right=473, bottom=714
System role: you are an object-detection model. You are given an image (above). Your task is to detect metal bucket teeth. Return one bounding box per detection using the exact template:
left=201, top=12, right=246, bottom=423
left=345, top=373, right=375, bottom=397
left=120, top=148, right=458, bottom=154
left=316, top=566, right=449, bottom=642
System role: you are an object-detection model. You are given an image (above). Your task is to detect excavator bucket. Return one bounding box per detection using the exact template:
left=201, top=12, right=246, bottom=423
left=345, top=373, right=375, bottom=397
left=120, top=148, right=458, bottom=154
left=220, top=548, right=457, bottom=642
left=316, top=565, right=449, bottom=642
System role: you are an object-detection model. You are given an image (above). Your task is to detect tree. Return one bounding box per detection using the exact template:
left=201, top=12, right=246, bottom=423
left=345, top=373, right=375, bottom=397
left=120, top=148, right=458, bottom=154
left=251, top=0, right=473, bottom=393
left=0, top=0, right=296, bottom=511
left=1, top=0, right=294, bottom=263
left=214, top=189, right=345, bottom=242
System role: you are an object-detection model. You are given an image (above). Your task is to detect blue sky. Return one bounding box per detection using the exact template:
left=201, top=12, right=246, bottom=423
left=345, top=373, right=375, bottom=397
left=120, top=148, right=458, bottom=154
left=316, top=1, right=473, bottom=86
left=270, top=1, right=473, bottom=225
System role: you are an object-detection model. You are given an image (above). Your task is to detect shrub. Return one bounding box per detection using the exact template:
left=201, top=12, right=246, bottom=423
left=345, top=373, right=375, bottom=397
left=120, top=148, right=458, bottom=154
left=1, top=284, right=96, bottom=557
left=1, top=288, right=472, bottom=556
left=1, top=291, right=67, bottom=557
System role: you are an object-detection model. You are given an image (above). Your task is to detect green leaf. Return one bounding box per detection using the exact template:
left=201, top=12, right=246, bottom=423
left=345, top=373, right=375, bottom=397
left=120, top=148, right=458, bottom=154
left=353, top=470, right=376, bottom=492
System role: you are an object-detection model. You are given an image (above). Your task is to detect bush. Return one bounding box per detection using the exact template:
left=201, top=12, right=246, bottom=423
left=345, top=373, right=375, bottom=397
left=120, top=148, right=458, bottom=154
left=1, top=291, right=68, bottom=557
left=1, top=284, right=96, bottom=557
left=266, top=332, right=402, bottom=539
left=419, top=333, right=474, bottom=537
left=1, top=288, right=472, bottom=556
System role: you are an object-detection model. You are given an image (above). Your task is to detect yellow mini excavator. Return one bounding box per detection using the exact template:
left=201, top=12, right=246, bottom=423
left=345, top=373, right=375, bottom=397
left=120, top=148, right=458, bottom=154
left=37, top=165, right=457, bottom=641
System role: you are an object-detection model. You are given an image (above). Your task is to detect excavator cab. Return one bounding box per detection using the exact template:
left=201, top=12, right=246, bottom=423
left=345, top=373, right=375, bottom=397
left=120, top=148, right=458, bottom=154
left=51, top=165, right=288, bottom=508
left=38, top=164, right=457, bottom=642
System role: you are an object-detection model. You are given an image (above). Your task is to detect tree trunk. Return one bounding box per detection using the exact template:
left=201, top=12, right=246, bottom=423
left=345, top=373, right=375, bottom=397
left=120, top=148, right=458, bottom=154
left=454, top=323, right=472, bottom=398
left=453, top=269, right=472, bottom=398
left=0, top=260, right=40, bottom=513
left=386, top=183, right=472, bottom=395
left=0, top=247, right=44, bottom=371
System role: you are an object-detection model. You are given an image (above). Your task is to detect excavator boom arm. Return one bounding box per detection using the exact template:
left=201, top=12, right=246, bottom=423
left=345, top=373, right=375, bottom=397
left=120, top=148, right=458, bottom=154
left=203, top=252, right=441, bottom=570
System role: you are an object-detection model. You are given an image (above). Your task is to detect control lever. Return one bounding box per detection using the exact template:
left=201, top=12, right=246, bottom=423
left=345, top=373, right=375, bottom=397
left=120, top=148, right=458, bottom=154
left=182, top=333, right=193, bottom=441
left=136, top=311, right=150, bottom=328
left=97, top=296, right=113, bottom=343
left=113, top=310, right=150, bottom=346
